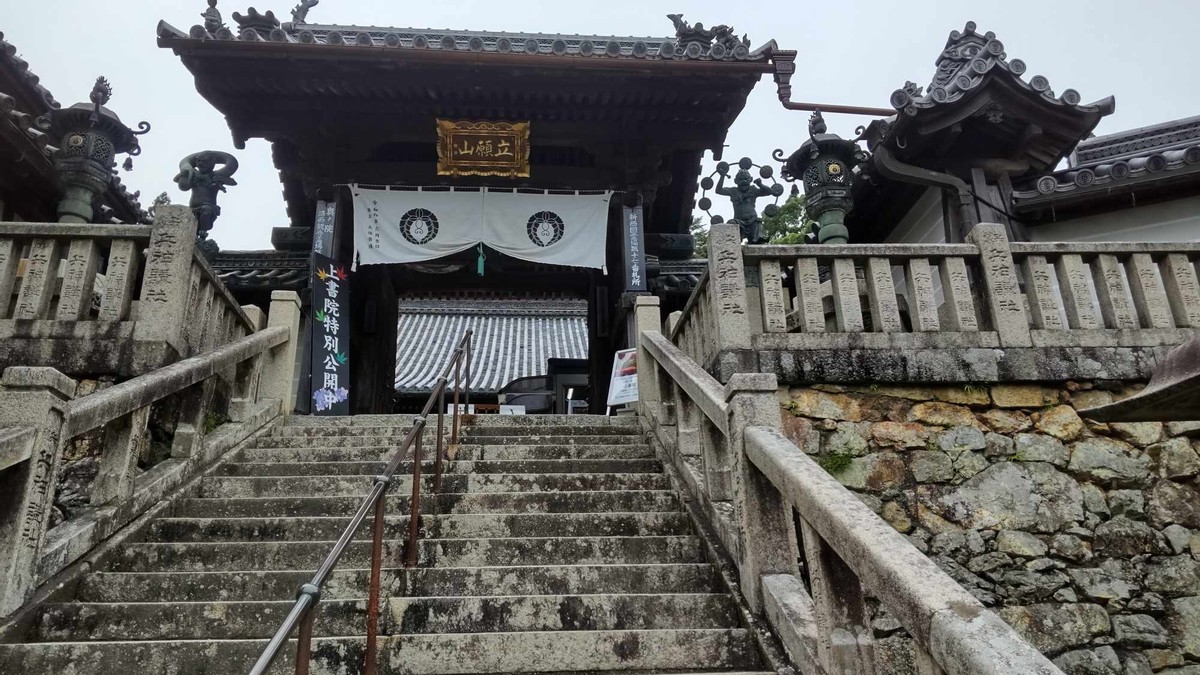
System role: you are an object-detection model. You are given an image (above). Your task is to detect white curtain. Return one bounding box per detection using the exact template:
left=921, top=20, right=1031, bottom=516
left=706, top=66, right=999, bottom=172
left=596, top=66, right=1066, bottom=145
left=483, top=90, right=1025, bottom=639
left=353, top=185, right=610, bottom=269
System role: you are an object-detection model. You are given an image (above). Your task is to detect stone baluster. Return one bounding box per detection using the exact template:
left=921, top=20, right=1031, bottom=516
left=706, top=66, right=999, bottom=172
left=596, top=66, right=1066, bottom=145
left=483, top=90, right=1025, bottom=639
left=1022, top=255, right=1064, bottom=329
left=1091, top=254, right=1138, bottom=330
left=725, top=372, right=797, bottom=612
left=0, top=367, right=75, bottom=616
left=904, top=258, right=939, bottom=331
left=1054, top=254, right=1101, bottom=329
left=633, top=295, right=662, bottom=420
left=792, top=257, right=824, bottom=333
left=938, top=257, right=979, bottom=332
left=800, top=516, right=876, bottom=673
left=262, top=291, right=303, bottom=413
left=91, top=406, right=150, bottom=505
left=0, top=239, right=19, bottom=319
left=758, top=260, right=787, bottom=333
left=13, top=240, right=61, bottom=320
left=967, top=224, right=1029, bottom=345
left=97, top=239, right=141, bottom=321
left=865, top=257, right=902, bottom=332
left=55, top=238, right=101, bottom=321
left=830, top=258, right=863, bottom=332
left=701, top=414, right=732, bottom=501
left=133, top=205, right=199, bottom=361
left=1159, top=253, right=1200, bottom=327
left=706, top=224, right=754, bottom=380
left=229, top=305, right=267, bottom=423
left=1125, top=253, right=1174, bottom=329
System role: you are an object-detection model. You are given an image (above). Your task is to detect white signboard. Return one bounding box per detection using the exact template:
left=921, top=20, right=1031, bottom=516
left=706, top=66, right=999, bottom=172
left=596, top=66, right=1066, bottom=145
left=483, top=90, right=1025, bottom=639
left=606, top=348, right=639, bottom=406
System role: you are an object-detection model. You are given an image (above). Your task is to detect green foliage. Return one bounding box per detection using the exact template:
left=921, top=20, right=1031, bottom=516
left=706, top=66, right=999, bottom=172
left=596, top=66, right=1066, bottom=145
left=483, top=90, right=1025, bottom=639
left=204, top=411, right=230, bottom=434
left=692, top=195, right=812, bottom=257
left=962, top=384, right=985, bottom=396
left=818, top=451, right=853, bottom=474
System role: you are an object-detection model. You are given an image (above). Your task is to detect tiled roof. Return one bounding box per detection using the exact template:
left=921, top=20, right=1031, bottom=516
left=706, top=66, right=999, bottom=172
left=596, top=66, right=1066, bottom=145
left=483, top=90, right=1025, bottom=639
left=1013, top=115, right=1200, bottom=202
left=156, top=16, right=773, bottom=63
left=395, top=293, right=588, bottom=394
left=210, top=249, right=309, bottom=291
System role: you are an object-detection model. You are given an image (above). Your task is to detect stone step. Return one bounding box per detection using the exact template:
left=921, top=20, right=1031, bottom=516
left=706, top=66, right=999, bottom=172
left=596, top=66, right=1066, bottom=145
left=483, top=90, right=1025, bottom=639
left=459, top=426, right=642, bottom=437
left=199, top=473, right=670, bottom=498
left=280, top=414, right=638, bottom=429
left=457, top=435, right=646, bottom=446
left=271, top=424, right=641, bottom=439
left=147, top=512, right=693, bottom=542
left=0, top=628, right=758, bottom=674
left=236, top=444, right=655, bottom=463
left=36, top=599, right=367, bottom=641
left=216, top=458, right=662, bottom=476
left=109, top=536, right=706, bottom=572
left=173, top=491, right=682, bottom=518
left=390, top=593, right=739, bottom=634
left=78, top=564, right=721, bottom=603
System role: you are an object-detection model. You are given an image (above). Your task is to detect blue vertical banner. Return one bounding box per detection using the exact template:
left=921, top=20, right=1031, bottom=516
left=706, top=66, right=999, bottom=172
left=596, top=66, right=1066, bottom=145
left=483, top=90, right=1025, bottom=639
left=622, top=205, right=646, bottom=292
left=310, top=253, right=351, bottom=415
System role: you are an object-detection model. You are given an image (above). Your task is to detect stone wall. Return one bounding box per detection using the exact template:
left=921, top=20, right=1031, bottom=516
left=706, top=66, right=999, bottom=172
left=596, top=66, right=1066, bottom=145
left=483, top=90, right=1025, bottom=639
left=780, top=382, right=1200, bottom=675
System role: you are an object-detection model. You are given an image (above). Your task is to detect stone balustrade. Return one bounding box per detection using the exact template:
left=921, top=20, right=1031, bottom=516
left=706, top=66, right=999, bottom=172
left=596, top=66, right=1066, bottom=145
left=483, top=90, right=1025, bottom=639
left=636, top=308, right=1064, bottom=675
left=0, top=205, right=256, bottom=377
left=672, top=224, right=1200, bottom=385
left=0, top=290, right=301, bottom=617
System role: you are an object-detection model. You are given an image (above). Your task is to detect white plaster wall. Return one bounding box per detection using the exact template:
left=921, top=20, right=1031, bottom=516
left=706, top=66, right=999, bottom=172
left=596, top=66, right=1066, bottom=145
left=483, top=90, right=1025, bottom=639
left=1028, top=195, right=1200, bottom=242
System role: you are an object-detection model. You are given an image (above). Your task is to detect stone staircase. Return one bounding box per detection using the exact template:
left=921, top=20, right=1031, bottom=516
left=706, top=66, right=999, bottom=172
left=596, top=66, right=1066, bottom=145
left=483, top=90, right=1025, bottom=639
left=0, top=414, right=771, bottom=675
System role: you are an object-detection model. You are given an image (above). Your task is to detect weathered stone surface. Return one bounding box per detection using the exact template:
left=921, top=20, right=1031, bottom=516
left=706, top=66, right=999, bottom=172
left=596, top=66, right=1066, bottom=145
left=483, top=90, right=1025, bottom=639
left=930, top=462, right=1083, bottom=533
left=1148, top=437, right=1200, bottom=479
left=1015, top=433, right=1069, bottom=467
left=998, top=603, right=1110, bottom=655
left=872, top=635, right=915, bottom=673
left=1112, top=614, right=1169, bottom=647
left=1143, top=649, right=1185, bottom=671
left=1109, top=490, right=1146, bottom=519
left=907, top=401, right=982, bottom=428
left=881, top=501, right=912, bottom=533
left=916, top=502, right=963, bottom=534
left=787, top=390, right=861, bottom=421
left=825, top=422, right=869, bottom=456
left=1038, top=405, right=1086, bottom=441
left=834, top=452, right=906, bottom=491
left=981, top=409, right=1033, bottom=434
left=780, top=413, right=819, bottom=454
left=1110, top=422, right=1164, bottom=447
left=1166, top=421, right=1200, bottom=437
left=1070, top=389, right=1114, bottom=413
left=992, top=384, right=1055, bottom=409
left=911, top=451, right=954, bottom=483
left=1068, top=567, right=1133, bottom=601
left=869, top=421, right=929, bottom=448
left=967, top=551, right=1012, bottom=573
left=932, top=385, right=990, bottom=406
left=1068, top=437, right=1152, bottom=486
left=1146, top=556, right=1200, bottom=595
left=953, top=451, right=990, bottom=481
left=997, top=530, right=1048, bottom=557
left=1051, top=534, right=1092, bottom=562
left=1051, top=645, right=1120, bottom=675
left=937, top=425, right=988, bottom=453
left=985, top=432, right=1016, bottom=459
left=1080, top=483, right=1109, bottom=515
left=1148, top=481, right=1200, bottom=529
left=1094, top=517, right=1161, bottom=556
left=1163, top=524, right=1193, bottom=554
left=1169, top=596, right=1200, bottom=658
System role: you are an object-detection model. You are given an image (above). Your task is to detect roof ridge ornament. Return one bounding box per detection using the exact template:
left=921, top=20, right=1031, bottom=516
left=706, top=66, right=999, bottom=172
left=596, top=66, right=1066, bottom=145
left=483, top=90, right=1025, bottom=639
left=290, top=0, right=318, bottom=27
left=201, top=0, right=225, bottom=34
left=667, top=13, right=749, bottom=58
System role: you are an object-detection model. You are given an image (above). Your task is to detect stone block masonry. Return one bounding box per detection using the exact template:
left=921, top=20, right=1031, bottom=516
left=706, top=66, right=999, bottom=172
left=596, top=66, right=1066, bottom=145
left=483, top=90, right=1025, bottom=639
left=780, top=381, right=1200, bottom=674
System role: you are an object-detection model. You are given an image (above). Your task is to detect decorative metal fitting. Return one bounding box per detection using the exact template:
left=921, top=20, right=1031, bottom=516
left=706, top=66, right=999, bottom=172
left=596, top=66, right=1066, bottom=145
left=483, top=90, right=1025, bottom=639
left=47, top=76, right=150, bottom=223
left=373, top=475, right=391, bottom=485
left=297, top=583, right=321, bottom=602
left=773, top=110, right=868, bottom=245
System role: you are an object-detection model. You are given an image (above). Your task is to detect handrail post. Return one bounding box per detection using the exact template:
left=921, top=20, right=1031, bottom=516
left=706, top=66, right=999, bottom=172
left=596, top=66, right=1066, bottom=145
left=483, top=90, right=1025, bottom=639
left=434, top=384, right=446, bottom=493
left=633, top=295, right=662, bottom=421
left=451, top=359, right=461, bottom=445
left=293, top=584, right=319, bottom=675
left=405, top=420, right=424, bottom=568
left=724, top=373, right=798, bottom=613
left=364, top=477, right=389, bottom=675
left=967, top=223, right=1032, bottom=347
left=706, top=224, right=755, bottom=381
left=464, top=335, right=471, bottom=408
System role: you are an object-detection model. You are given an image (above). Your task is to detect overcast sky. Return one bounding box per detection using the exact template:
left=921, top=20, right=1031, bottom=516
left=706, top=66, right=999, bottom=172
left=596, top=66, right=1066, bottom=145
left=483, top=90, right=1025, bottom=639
left=3, top=1, right=1197, bottom=249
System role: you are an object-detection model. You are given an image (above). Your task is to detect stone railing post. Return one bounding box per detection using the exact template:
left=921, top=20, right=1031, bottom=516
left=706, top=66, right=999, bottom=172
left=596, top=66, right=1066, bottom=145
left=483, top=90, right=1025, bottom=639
left=132, top=205, right=199, bottom=361
left=967, top=223, right=1032, bottom=347
left=229, top=305, right=267, bottom=423
left=633, top=295, right=662, bottom=420
left=707, top=224, right=756, bottom=381
left=262, top=291, right=302, bottom=413
left=724, top=372, right=799, bottom=612
left=0, top=367, right=76, bottom=616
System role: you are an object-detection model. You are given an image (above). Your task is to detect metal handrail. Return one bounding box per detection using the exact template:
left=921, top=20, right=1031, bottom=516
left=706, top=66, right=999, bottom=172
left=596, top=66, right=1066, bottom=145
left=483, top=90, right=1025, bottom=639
left=249, top=330, right=473, bottom=675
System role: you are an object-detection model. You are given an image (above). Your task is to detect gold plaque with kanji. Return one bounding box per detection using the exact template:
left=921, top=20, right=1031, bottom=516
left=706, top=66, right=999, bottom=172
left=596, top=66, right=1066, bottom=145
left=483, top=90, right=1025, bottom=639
left=436, top=119, right=531, bottom=178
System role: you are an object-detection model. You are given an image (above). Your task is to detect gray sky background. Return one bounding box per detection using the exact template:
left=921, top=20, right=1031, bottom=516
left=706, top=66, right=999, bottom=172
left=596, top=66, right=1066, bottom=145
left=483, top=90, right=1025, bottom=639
left=3, top=1, right=1197, bottom=249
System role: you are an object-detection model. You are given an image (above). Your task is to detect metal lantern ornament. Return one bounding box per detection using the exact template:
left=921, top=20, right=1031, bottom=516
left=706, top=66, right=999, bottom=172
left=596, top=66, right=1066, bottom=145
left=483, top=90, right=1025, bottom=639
left=48, top=77, right=150, bottom=223
left=774, top=110, right=868, bottom=245
left=697, top=156, right=784, bottom=244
